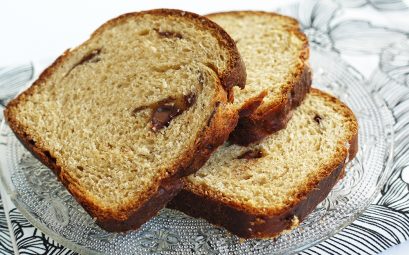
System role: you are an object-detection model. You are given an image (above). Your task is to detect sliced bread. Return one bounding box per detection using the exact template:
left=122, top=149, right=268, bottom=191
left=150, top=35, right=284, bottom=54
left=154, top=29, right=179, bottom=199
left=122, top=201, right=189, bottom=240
left=207, top=11, right=311, bottom=145
left=4, top=9, right=246, bottom=232
left=169, top=89, right=358, bottom=238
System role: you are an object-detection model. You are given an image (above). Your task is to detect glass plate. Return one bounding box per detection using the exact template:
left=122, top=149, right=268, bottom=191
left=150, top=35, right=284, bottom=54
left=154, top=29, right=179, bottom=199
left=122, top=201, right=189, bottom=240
left=0, top=47, right=394, bottom=255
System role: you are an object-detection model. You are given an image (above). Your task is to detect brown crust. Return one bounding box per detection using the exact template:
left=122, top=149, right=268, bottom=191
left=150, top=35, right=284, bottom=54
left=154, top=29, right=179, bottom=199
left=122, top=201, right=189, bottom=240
left=230, top=65, right=312, bottom=145
left=207, top=11, right=311, bottom=145
left=168, top=89, right=359, bottom=238
left=4, top=9, right=245, bottom=232
left=177, top=103, right=239, bottom=177
left=206, top=10, right=301, bottom=29
left=169, top=162, right=345, bottom=239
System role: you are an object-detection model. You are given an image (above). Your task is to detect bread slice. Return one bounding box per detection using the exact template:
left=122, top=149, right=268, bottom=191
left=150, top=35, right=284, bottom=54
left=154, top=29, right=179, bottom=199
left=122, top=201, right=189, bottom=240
left=207, top=11, right=311, bottom=145
left=4, top=9, right=246, bottom=232
left=169, top=89, right=358, bottom=238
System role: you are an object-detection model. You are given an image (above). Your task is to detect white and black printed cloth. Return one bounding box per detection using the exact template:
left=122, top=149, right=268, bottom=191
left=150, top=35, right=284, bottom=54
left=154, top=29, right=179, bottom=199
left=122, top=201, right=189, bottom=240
left=0, top=0, right=409, bottom=254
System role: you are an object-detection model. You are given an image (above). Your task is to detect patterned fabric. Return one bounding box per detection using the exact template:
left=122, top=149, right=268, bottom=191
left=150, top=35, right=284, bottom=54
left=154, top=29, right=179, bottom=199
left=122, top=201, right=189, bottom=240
left=0, top=63, right=35, bottom=253
left=0, top=195, right=13, bottom=254
left=0, top=0, right=408, bottom=254
left=8, top=208, right=77, bottom=255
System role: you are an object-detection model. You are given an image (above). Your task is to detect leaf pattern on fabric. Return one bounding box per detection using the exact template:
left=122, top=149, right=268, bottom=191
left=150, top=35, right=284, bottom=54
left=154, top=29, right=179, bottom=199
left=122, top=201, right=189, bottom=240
left=331, top=20, right=408, bottom=54
left=279, top=0, right=408, bottom=55
left=9, top=209, right=77, bottom=255
left=0, top=196, right=13, bottom=254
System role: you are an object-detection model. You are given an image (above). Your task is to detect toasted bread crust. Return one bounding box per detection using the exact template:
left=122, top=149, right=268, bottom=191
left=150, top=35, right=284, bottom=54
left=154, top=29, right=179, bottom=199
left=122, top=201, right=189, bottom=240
left=230, top=65, right=312, bottom=145
left=207, top=11, right=311, bottom=145
left=169, top=140, right=357, bottom=239
left=169, top=89, right=359, bottom=238
left=177, top=103, right=239, bottom=177
left=206, top=10, right=301, bottom=30
left=169, top=162, right=345, bottom=239
left=4, top=9, right=245, bottom=232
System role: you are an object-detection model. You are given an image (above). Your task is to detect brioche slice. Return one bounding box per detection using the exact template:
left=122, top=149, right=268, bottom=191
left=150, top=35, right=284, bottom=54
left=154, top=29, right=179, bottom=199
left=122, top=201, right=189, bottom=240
left=169, top=89, right=358, bottom=238
left=4, top=9, right=246, bottom=232
left=207, top=11, right=311, bottom=145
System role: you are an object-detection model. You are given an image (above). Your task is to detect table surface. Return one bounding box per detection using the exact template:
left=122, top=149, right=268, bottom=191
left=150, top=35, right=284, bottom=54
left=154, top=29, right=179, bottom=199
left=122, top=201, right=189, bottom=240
left=1, top=1, right=409, bottom=254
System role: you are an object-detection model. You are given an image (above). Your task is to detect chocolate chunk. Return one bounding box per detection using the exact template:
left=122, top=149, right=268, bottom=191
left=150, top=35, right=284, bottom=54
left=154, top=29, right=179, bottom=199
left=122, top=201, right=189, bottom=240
left=238, top=149, right=265, bottom=159
left=133, top=93, right=197, bottom=132
left=154, top=28, right=183, bottom=39
left=152, top=103, right=182, bottom=131
left=314, top=114, right=322, bottom=124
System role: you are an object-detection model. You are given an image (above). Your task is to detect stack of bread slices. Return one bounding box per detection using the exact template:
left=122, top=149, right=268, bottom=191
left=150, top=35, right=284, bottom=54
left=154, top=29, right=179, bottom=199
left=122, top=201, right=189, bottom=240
left=4, top=9, right=358, bottom=238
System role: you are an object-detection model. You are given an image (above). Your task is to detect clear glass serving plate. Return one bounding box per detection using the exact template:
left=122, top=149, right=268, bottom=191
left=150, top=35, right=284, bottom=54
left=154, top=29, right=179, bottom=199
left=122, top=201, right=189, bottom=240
left=0, top=47, right=394, bottom=254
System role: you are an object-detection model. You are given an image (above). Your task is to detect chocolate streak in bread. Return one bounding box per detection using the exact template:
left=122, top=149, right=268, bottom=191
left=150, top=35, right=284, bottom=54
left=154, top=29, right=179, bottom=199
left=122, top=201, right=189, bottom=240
left=132, top=93, right=197, bottom=132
